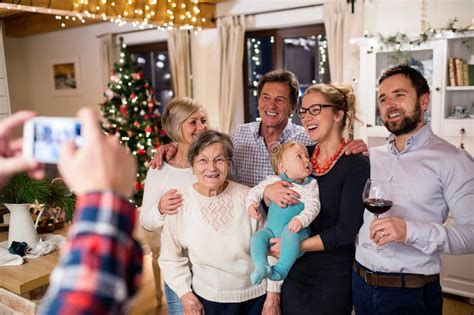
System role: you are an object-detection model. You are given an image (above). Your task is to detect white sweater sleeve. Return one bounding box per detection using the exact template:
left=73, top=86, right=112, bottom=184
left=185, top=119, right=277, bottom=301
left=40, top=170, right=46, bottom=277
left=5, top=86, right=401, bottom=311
left=139, top=169, right=167, bottom=231
left=158, top=214, right=193, bottom=298
left=245, top=175, right=281, bottom=208
left=294, top=179, right=321, bottom=228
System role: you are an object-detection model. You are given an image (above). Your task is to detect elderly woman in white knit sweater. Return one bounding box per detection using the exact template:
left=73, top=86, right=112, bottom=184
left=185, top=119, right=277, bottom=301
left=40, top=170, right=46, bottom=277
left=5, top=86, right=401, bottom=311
left=159, top=130, right=279, bottom=315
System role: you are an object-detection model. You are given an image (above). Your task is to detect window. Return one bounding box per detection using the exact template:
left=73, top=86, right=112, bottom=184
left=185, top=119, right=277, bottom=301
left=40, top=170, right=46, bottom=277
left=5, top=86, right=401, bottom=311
left=128, top=42, right=173, bottom=112
left=244, top=25, right=330, bottom=123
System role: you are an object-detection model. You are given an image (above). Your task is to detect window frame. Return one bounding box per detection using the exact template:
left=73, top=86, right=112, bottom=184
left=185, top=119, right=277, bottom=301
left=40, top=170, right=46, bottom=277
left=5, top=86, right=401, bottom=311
left=243, top=24, right=327, bottom=122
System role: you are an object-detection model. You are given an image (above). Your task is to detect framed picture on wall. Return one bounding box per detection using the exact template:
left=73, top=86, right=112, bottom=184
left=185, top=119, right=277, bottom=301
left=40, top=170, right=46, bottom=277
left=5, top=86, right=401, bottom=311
left=49, top=57, right=81, bottom=95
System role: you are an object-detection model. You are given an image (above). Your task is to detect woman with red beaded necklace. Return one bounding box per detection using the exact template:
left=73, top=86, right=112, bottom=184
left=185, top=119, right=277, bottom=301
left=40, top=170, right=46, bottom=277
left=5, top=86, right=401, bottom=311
left=264, top=83, right=370, bottom=315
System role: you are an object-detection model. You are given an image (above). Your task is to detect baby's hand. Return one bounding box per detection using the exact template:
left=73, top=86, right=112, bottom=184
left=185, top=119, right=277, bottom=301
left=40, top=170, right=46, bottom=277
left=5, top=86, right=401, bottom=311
left=288, top=218, right=303, bottom=233
left=248, top=202, right=261, bottom=220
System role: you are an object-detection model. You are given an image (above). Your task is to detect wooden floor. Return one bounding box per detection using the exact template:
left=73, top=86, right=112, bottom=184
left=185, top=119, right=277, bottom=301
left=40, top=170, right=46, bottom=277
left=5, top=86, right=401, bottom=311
left=129, top=254, right=474, bottom=315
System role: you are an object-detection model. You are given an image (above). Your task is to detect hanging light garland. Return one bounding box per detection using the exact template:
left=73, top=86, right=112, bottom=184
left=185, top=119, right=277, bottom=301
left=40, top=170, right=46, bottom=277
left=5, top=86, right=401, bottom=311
left=0, top=0, right=207, bottom=31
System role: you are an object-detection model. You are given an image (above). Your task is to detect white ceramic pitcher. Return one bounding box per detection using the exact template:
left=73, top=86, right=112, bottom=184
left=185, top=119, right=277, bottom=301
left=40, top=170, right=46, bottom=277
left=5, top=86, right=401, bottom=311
left=4, top=203, right=43, bottom=247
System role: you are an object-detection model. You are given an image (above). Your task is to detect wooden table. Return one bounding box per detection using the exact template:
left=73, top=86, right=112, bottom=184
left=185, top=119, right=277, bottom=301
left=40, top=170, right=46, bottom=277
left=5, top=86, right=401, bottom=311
left=0, top=228, right=67, bottom=314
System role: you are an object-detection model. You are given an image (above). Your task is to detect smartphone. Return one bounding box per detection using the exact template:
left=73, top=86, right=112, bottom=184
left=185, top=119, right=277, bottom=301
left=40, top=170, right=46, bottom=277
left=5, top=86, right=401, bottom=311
left=23, top=117, right=82, bottom=164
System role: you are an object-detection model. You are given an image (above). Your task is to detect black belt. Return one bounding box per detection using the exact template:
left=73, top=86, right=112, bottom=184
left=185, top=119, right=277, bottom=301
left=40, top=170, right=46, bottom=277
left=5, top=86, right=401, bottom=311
left=353, top=261, right=439, bottom=289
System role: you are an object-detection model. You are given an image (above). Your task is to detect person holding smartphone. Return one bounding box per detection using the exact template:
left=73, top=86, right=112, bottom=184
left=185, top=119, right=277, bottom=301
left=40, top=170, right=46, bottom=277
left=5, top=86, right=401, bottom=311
left=0, top=107, right=141, bottom=314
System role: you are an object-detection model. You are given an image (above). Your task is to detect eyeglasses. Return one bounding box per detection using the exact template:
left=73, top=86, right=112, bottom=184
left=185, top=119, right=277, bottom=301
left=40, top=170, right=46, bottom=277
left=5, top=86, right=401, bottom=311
left=297, top=104, right=338, bottom=118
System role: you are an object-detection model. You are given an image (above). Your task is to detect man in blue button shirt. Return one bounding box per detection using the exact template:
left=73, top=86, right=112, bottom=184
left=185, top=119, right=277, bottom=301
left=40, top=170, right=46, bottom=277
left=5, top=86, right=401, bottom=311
left=353, top=64, right=474, bottom=315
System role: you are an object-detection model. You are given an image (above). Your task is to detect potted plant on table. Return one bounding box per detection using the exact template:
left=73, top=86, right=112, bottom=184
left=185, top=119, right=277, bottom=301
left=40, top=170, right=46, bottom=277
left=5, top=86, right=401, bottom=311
left=0, top=173, right=75, bottom=246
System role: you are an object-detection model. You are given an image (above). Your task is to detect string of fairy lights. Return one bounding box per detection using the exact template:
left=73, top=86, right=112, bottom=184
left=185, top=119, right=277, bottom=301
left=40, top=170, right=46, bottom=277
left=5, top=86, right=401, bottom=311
left=247, top=34, right=328, bottom=91
left=1, top=0, right=206, bottom=31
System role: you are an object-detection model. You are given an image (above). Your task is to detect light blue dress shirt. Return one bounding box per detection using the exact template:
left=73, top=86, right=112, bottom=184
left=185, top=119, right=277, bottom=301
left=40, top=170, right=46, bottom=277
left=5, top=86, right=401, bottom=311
left=356, top=125, right=474, bottom=275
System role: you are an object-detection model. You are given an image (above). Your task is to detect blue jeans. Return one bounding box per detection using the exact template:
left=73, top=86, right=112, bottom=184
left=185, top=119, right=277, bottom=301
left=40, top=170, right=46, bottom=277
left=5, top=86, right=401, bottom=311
left=164, top=282, right=183, bottom=315
left=352, top=270, right=442, bottom=315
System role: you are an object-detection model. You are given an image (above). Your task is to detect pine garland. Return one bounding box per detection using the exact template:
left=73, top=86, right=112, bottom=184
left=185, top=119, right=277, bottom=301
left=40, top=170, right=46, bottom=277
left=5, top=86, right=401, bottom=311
left=368, top=18, right=472, bottom=51
left=0, top=173, right=51, bottom=205
left=100, top=37, right=171, bottom=206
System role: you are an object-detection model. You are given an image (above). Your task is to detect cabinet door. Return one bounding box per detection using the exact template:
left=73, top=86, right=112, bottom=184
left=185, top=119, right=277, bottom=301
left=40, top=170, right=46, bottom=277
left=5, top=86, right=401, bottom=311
left=357, top=41, right=443, bottom=139
left=441, top=217, right=474, bottom=300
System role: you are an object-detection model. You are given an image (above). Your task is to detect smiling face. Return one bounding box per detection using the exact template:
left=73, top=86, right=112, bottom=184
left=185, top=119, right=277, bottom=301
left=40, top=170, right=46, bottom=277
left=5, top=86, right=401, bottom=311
left=278, top=144, right=312, bottom=181
left=192, top=142, right=230, bottom=195
left=180, top=108, right=208, bottom=145
left=300, top=91, right=343, bottom=143
left=258, top=82, right=293, bottom=129
left=378, top=74, right=428, bottom=136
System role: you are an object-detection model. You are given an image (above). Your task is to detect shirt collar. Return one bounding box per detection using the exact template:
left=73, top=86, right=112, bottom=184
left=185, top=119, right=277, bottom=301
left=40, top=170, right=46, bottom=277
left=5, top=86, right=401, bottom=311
left=386, top=124, right=433, bottom=155
left=253, top=118, right=293, bottom=141
left=279, top=173, right=313, bottom=185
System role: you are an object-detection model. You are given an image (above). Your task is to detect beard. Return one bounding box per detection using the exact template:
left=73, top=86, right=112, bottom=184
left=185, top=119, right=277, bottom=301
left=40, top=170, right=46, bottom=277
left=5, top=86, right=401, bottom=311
left=383, top=100, right=422, bottom=136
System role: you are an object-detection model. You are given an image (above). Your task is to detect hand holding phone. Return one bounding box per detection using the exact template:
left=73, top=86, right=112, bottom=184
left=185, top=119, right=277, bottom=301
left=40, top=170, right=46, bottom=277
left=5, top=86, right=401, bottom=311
left=23, top=117, right=82, bottom=164
left=0, top=111, right=44, bottom=189
left=58, top=108, right=136, bottom=198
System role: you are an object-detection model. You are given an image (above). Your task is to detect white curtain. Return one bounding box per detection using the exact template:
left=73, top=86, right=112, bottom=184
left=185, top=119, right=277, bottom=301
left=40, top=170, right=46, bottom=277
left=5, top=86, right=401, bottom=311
left=324, top=0, right=364, bottom=83
left=99, top=34, right=118, bottom=92
left=217, top=15, right=246, bottom=134
left=167, top=30, right=192, bottom=97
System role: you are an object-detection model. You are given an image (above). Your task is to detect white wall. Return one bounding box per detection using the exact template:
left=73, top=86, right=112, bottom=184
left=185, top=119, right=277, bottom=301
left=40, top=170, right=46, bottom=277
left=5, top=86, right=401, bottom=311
left=4, top=23, right=167, bottom=118
left=364, top=0, right=473, bottom=35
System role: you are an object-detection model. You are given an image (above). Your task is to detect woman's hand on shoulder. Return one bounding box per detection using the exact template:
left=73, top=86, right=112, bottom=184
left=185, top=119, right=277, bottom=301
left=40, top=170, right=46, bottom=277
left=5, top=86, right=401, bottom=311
left=158, top=189, right=183, bottom=215
left=345, top=139, right=369, bottom=156
left=181, top=292, right=204, bottom=315
left=149, top=143, right=178, bottom=169
left=263, top=180, right=300, bottom=208
left=262, top=292, right=281, bottom=315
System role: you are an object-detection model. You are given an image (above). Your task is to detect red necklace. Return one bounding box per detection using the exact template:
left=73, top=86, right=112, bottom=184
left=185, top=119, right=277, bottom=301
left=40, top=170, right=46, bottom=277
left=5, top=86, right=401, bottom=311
left=311, top=139, right=346, bottom=175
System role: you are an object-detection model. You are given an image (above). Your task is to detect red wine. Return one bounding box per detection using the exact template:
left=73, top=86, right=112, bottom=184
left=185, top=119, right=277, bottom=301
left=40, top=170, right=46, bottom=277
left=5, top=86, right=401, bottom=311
left=363, top=198, right=393, bottom=215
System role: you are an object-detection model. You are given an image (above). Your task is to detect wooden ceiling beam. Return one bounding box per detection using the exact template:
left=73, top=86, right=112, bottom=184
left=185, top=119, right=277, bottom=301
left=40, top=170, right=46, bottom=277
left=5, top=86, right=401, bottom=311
left=4, top=13, right=102, bottom=37
left=1, top=0, right=218, bottom=37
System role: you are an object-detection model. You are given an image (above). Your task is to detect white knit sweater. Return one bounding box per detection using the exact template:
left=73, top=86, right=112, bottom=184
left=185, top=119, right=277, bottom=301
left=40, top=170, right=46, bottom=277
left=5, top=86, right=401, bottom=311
left=139, top=163, right=196, bottom=231
left=159, top=180, right=278, bottom=303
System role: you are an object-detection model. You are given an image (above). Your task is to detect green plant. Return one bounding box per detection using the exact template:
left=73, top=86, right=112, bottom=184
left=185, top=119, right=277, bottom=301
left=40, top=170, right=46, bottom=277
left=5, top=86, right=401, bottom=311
left=47, top=179, right=76, bottom=223
left=0, top=173, right=51, bottom=205
left=0, top=173, right=76, bottom=223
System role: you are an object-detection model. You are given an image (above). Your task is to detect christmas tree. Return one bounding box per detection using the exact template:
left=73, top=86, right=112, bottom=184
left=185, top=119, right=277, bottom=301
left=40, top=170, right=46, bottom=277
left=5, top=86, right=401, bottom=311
left=100, top=38, right=170, bottom=205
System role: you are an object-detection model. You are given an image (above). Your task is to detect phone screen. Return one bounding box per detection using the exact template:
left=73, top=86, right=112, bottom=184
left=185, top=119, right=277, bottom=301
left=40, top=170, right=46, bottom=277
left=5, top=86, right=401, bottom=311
left=32, top=119, right=82, bottom=163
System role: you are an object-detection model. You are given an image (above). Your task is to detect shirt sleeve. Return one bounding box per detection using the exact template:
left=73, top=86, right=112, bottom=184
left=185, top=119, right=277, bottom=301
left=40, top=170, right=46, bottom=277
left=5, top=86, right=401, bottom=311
left=39, top=191, right=143, bottom=315
left=405, top=150, right=474, bottom=255
left=139, top=168, right=167, bottom=231
left=319, top=156, right=370, bottom=250
left=294, top=180, right=321, bottom=228
left=158, top=212, right=193, bottom=298
left=245, top=176, right=280, bottom=208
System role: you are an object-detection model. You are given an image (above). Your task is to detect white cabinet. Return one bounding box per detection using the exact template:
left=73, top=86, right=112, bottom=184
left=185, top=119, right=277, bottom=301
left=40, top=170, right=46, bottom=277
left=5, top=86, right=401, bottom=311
left=354, top=32, right=474, bottom=144
left=440, top=217, right=474, bottom=302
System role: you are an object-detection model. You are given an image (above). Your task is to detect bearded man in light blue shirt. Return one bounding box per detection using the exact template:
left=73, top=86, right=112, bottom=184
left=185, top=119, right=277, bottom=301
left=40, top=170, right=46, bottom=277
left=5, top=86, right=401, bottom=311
left=353, top=64, right=474, bottom=315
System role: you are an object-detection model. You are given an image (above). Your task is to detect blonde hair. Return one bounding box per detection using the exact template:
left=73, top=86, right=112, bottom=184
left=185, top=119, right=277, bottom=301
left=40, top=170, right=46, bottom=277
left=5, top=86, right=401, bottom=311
left=303, top=83, right=361, bottom=138
left=161, top=96, right=205, bottom=143
left=269, top=141, right=308, bottom=174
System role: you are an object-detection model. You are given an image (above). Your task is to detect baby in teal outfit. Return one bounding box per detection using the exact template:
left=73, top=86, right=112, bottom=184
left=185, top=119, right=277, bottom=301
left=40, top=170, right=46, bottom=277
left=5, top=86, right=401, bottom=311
left=246, top=141, right=320, bottom=285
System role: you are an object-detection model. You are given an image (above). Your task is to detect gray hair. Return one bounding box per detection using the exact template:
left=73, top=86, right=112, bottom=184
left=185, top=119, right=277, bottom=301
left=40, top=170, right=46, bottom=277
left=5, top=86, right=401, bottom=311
left=187, top=130, right=234, bottom=165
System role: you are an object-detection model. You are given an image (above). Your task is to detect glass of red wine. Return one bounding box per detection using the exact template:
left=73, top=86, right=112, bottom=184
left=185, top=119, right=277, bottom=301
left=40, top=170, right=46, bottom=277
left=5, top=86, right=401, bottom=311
left=362, top=178, right=393, bottom=251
